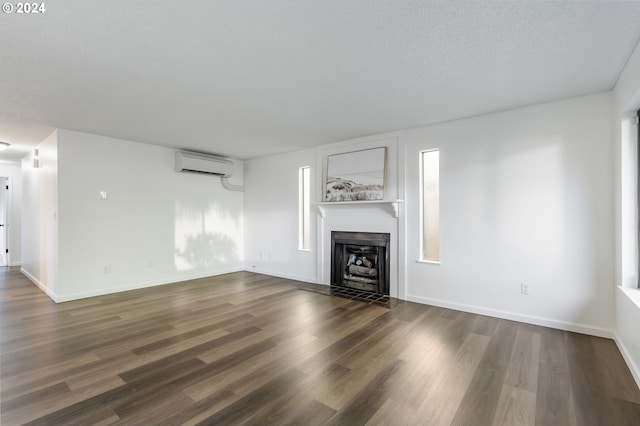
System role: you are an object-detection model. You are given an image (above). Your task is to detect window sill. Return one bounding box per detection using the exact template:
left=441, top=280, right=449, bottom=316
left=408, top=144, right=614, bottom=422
left=298, top=248, right=311, bottom=253
left=416, top=260, right=440, bottom=265
left=620, top=286, right=640, bottom=309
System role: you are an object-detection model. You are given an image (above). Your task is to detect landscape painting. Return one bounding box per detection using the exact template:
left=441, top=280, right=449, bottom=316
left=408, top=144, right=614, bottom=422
left=325, top=147, right=386, bottom=202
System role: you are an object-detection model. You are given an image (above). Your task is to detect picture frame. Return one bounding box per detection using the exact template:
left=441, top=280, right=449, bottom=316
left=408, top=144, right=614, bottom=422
left=325, top=147, right=386, bottom=202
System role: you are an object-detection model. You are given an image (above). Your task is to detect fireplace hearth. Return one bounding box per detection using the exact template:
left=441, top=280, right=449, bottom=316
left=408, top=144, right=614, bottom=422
left=331, top=231, right=390, bottom=295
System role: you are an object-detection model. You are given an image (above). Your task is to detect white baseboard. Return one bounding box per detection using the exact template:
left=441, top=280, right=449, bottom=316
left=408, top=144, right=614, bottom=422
left=10, top=261, right=22, bottom=267
left=20, top=264, right=617, bottom=340
left=243, top=267, right=318, bottom=285
left=21, top=267, right=60, bottom=302
left=239, top=273, right=613, bottom=338
left=406, top=294, right=615, bottom=339
left=615, top=333, right=640, bottom=390
left=22, top=267, right=244, bottom=303
left=54, top=267, right=244, bottom=303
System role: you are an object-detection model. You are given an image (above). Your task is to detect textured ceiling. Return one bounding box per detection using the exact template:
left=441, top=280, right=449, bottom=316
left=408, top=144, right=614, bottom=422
left=1, top=1, right=640, bottom=163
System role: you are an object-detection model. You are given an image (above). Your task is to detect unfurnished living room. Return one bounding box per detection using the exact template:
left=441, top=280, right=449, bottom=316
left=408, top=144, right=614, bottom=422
left=2, top=1, right=640, bottom=425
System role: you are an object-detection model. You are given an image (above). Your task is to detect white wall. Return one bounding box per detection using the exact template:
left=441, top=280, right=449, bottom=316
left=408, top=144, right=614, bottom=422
left=25, top=129, right=244, bottom=302
left=244, top=147, right=318, bottom=282
left=21, top=130, right=59, bottom=298
left=404, top=93, right=614, bottom=336
left=614, top=38, right=640, bottom=387
left=0, top=162, right=22, bottom=265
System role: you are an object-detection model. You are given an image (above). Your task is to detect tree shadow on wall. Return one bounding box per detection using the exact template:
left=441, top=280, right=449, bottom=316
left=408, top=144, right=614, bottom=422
left=175, top=232, right=239, bottom=269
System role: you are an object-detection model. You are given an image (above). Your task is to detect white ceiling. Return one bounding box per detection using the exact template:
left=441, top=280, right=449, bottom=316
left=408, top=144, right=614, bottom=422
left=1, top=1, right=640, bottom=163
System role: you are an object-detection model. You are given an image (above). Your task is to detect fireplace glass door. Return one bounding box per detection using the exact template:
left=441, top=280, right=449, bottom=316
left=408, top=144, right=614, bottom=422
left=331, top=231, right=390, bottom=295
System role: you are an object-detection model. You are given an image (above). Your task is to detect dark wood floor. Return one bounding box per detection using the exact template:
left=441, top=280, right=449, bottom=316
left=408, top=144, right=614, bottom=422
left=2, top=268, right=640, bottom=425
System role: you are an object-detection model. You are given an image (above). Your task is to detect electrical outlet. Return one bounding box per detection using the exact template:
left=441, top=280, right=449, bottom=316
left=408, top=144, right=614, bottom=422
left=520, top=283, right=529, bottom=295
left=103, top=265, right=111, bottom=274
left=147, top=260, right=154, bottom=269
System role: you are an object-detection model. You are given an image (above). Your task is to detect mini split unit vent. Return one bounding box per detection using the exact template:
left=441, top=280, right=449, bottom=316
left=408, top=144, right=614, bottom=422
left=175, top=151, right=233, bottom=177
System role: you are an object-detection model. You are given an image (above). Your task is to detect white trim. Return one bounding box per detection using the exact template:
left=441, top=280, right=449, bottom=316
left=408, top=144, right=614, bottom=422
left=245, top=267, right=318, bottom=285
left=316, top=200, right=404, bottom=218
left=614, top=332, right=640, bottom=390
left=620, top=285, right=640, bottom=307
left=55, top=267, right=245, bottom=303
left=22, top=267, right=244, bottom=303
left=416, top=260, right=441, bottom=265
left=406, top=293, right=614, bottom=338
left=21, top=267, right=59, bottom=302
left=0, top=176, right=8, bottom=267
left=10, top=261, right=22, bottom=267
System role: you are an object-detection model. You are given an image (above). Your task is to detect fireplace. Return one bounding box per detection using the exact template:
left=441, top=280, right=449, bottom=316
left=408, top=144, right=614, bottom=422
left=331, top=231, right=390, bottom=295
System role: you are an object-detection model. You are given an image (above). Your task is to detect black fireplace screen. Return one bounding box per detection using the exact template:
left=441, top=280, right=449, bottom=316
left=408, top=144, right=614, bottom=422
left=331, top=231, right=390, bottom=295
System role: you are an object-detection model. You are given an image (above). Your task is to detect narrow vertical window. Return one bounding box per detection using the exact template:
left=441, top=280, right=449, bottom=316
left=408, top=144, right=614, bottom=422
left=299, top=166, right=311, bottom=250
left=421, top=150, right=440, bottom=262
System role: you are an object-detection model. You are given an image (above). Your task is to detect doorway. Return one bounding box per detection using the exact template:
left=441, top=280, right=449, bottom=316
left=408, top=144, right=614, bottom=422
left=0, top=177, right=8, bottom=266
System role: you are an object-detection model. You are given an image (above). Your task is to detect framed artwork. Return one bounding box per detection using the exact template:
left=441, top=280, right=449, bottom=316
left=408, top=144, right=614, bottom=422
left=325, top=147, right=386, bottom=202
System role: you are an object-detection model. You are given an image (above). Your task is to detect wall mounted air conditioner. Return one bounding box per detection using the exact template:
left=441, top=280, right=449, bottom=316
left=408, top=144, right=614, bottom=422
left=175, top=151, right=233, bottom=177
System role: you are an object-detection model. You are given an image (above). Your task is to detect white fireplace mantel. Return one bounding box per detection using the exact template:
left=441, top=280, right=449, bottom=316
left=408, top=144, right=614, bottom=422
left=316, top=200, right=404, bottom=218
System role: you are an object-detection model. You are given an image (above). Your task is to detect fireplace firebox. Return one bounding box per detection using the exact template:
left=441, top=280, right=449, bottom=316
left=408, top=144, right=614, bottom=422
left=331, top=231, right=390, bottom=295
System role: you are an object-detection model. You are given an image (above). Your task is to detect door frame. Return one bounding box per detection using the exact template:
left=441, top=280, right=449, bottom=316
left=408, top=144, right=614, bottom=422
left=0, top=176, right=11, bottom=266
